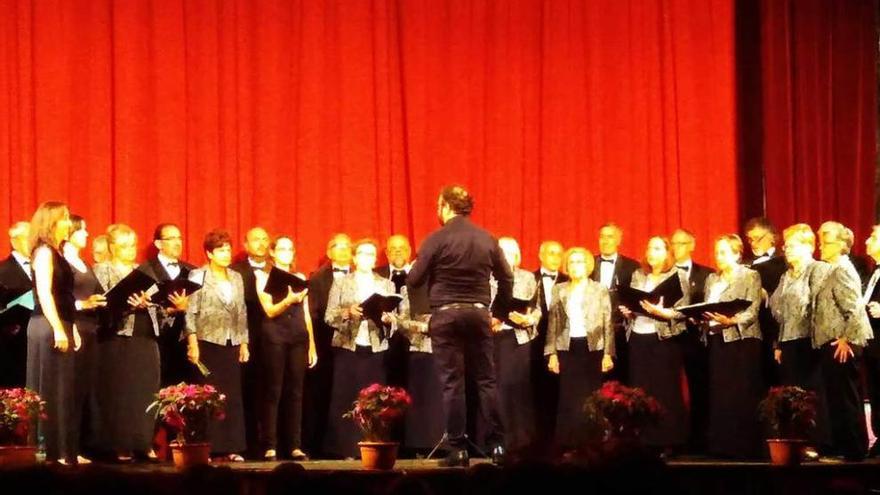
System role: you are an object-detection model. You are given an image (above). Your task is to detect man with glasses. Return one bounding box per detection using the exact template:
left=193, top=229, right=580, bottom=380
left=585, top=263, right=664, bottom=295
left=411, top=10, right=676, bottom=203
left=670, top=228, right=712, bottom=454
left=814, top=222, right=872, bottom=461
left=304, top=233, right=353, bottom=456
left=744, top=217, right=787, bottom=387
left=139, top=224, right=194, bottom=386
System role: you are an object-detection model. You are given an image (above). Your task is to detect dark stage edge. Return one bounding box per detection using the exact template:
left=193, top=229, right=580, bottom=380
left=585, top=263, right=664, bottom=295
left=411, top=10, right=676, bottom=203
left=2, top=458, right=880, bottom=495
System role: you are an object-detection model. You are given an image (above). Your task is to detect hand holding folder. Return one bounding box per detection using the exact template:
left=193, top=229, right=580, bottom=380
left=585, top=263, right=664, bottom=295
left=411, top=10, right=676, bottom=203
left=263, top=267, right=308, bottom=300
left=617, top=275, right=684, bottom=316
left=676, top=299, right=752, bottom=320
left=104, top=268, right=157, bottom=318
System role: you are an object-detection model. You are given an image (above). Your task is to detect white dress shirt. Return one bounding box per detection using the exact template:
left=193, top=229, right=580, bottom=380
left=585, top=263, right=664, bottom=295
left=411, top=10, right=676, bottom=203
left=599, top=254, right=618, bottom=289
left=158, top=253, right=181, bottom=280
left=540, top=269, right=558, bottom=311
left=566, top=284, right=588, bottom=338
left=752, top=247, right=776, bottom=265
left=11, top=251, right=31, bottom=280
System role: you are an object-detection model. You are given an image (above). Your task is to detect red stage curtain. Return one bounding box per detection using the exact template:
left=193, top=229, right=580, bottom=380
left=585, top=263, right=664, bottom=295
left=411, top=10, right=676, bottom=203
left=1, top=0, right=739, bottom=270
left=758, top=0, right=877, bottom=248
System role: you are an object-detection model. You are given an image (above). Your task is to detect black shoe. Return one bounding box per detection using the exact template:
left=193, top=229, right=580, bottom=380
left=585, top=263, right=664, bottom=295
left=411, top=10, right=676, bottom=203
left=868, top=443, right=880, bottom=458
left=438, top=450, right=469, bottom=467
left=490, top=445, right=506, bottom=466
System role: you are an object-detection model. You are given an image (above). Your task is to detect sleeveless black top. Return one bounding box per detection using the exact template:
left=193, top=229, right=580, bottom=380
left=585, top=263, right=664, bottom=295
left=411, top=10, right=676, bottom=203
left=32, top=244, right=76, bottom=324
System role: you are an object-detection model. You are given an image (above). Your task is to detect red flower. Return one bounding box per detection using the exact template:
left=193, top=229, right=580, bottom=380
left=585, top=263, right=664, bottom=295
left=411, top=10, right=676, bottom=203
left=344, top=384, right=412, bottom=442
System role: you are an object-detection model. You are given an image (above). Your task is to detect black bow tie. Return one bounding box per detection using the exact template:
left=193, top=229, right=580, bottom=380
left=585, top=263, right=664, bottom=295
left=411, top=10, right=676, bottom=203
left=600, top=258, right=614, bottom=264
left=541, top=273, right=556, bottom=279
left=333, top=268, right=348, bottom=274
left=167, top=261, right=179, bottom=267
left=676, top=265, right=689, bottom=271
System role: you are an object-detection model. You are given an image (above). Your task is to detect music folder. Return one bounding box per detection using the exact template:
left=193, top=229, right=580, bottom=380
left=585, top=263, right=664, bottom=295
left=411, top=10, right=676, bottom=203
left=264, top=267, right=308, bottom=300
left=104, top=268, right=157, bottom=317
left=150, top=278, right=203, bottom=308
left=360, top=293, right=403, bottom=330
left=617, top=274, right=684, bottom=316
left=0, top=283, right=31, bottom=309
left=676, top=299, right=752, bottom=320
left=500, top=297, right=535, bottom=328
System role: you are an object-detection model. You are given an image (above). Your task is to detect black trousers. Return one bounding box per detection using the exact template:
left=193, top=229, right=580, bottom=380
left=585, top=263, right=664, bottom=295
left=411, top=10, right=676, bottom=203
left=261, top=339, right=308, bottom=451
left=556, top=339, right=603, bottom=450
left=430, top=307, right=503, bottom=450
left=864, top=339, right=880, bottom=446
left=819, top=342, right=868, bottom=460
left=493, top=331, right=534, bottom=451
left=778, top=337, right=832, bottom=449
left=680, top=327, right=710, bottom=453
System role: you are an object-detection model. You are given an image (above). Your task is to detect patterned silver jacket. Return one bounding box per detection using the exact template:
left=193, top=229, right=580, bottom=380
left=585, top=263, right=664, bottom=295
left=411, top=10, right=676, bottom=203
left=812, top=256, right=873, bottom=348
left=325, top=272, right=398, bottom=352
left=544, top=279, right=614, bottom=356
left=702, top=265, right=762, bottom=342
left=184, top=267, right=249, bottom=346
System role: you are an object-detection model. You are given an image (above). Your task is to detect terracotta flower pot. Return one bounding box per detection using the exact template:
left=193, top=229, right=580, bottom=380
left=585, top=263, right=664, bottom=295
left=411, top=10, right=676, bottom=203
left=766, top=439, right=808, bottom=466
left=171, top=442, right=212, bottom=469
left=0, top=446, right=37, bottom=467
left=358, top=441, right=399, bottom=470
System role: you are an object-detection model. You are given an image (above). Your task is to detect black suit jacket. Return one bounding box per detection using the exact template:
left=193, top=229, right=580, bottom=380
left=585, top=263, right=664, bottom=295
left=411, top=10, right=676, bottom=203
left=0, top=255, right=33, bottom=337
left=231, top=260, right=264, bottom=345
left=138, top=256, right=194, bottom=328
left=685, top=262, right=713, bottom=304
left=590, top=254, right=639, bottom=328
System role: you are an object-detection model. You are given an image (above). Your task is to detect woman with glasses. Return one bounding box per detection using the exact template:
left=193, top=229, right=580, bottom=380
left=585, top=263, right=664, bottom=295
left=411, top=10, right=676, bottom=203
left=544, top=246, right=613, bottom=453
left=323, top=238, right=398, bottom=459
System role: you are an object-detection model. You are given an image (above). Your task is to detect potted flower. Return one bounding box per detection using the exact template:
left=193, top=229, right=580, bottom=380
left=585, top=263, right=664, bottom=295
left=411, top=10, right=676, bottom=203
left=580, top=381, right=662, bottom=462
left=759, top=386, right=817, bottom=465
left=0, top=388, right=46, bottom=467
left=147, top=383, right=226, bottom=468
left=344, top=384, right=411, bottom=469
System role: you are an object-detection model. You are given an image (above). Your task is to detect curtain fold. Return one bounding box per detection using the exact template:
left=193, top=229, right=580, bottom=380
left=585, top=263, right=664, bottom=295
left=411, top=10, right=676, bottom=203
left=2, top=0, right=746, bottom=269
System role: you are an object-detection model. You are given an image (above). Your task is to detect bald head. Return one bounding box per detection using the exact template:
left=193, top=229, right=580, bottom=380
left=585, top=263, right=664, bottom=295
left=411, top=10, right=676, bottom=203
left=539, top=240, right=564, bottom=272
left=244, top=227, right=270, bottom=261
left=8, top=221, right=30, bottom=257
left=385, top=234, right=412, bottom=269
left=327, top=233, right=353, bottom=266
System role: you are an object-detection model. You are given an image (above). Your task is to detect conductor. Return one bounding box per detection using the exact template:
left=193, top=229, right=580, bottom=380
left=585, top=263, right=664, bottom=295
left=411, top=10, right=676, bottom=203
left=407, top=185, right=513, bottom=467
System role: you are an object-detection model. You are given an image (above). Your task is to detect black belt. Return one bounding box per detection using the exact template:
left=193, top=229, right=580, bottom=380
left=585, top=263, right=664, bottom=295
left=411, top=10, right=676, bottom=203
left=436, top=302, right=487, bottom=312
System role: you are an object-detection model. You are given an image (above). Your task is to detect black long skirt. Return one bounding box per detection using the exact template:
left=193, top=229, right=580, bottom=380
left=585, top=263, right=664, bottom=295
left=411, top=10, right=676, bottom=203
left=26, top=316, right=78, bottom=462
left=324, top=347, right=387, bottom=458
left=555, top=338, right=603, bottom=450
left=493, top=331, right=535, bottom=451
left=73, top=318, right=99, bottom=453
left=198, top=341, right=246, bottom=454
left=707, top=335, right=764, bottom=459
left=404, top=351, right=444, bottom=450
left=628, top=333, right=688, bottom=448
left=94, top=334, right=159, bottom=453
left=778, top=338, right=831, bottom=449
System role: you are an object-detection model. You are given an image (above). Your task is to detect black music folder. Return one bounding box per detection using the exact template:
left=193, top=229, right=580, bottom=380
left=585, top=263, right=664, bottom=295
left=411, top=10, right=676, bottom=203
left=104, top=269, right=157, bottom=316
left=676, top=299, right=752, bottom=319
left=361, top=293, right=403, bottom=328
left=150, top=278, right=203, bottom=308
left=617, top=274, right=684, bottom=316
left=264, top=267, right=308, bottom=300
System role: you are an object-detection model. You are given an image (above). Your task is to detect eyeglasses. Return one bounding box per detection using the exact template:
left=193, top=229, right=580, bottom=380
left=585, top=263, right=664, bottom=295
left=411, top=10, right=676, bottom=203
left=160, top=236, right=182, bottom=242
left=746, top=232, right=768, bottom=244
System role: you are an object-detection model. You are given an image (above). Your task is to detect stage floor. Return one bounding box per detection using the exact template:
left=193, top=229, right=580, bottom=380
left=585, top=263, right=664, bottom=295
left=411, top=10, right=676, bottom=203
left=3, top=457, right=880, bottom=495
